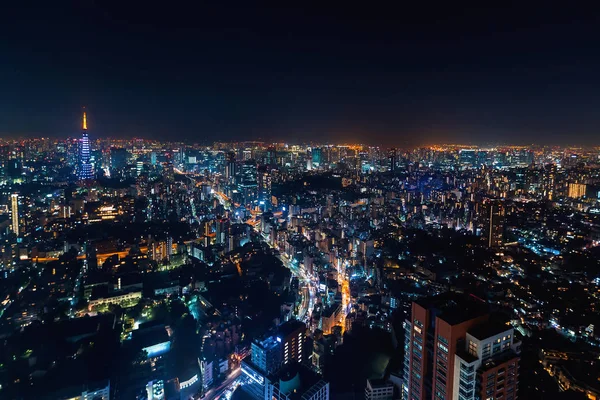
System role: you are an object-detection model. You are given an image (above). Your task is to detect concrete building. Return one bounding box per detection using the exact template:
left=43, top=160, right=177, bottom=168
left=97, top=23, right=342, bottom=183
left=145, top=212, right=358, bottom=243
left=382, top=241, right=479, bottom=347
left=365, top=378, right=394, bottom=400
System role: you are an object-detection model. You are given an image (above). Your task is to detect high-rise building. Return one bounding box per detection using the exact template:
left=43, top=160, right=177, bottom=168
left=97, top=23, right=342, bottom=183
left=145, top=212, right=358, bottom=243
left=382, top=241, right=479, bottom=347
left=388, top=148, right=397, bottom=172
left=215, top=218, right=229, bottom=245
left=568, top=183, right=587, bottom=199
left=266, top=146, right=277, bottom=166
left=543, top=164, right=557, bottom=200
left=110, top=147, right=129, bottom=173
left=482, top=199, right=504, bottom=248
left=10, top=193, right=19, bottom=236
left=312, top=147, right=322, bottom=168
left=163, top=162, right=175, bottom=182
left=239, top=160, right=258, bottom=205
left=251, top=336, right=282, bottom=375
left=459, top=149, right=477, bottom=166
left=402, top=294, right=520, bottom=400
left=258, top=168, right=272, bottom=204
left=78, top=110, right=93, bottom=180
left=278, top=319, right=306, bottom=366
left=226, top=151, right=237, bottom=183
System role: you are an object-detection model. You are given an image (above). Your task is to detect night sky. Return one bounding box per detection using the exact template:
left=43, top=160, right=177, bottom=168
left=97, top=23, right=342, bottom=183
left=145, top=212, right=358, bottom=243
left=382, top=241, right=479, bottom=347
left=2, top=2, right=600, bottom=145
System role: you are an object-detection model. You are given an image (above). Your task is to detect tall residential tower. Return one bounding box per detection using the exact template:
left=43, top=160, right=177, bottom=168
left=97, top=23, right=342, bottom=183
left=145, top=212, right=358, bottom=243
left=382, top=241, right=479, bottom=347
left=402, top=294, right=520, bottom=400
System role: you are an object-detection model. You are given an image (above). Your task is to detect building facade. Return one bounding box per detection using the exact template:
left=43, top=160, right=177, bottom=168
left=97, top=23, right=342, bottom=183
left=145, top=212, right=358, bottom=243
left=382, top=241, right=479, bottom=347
left=402, top=294, right=520, bottom=400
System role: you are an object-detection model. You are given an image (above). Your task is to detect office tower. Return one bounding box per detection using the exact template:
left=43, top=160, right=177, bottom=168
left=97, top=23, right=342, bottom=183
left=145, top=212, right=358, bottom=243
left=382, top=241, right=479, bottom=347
left=215, top=218, right=229, bottom=245
left=226, top=151, right=237, bottom=182
left=482, top=199, right=504, bottom=248
left=258, top=168, right=272, bottom=204
left=388, top=148, right=397, bottom=172
left=543, top=164, right=556, bottom=200
left=278, top=319, right=306, bottom=366
left=241, top=361, right=329, bottom=400
left=312, top=147, right=322, bottom=168
left=402, top=294, right=520, bottom=400
left=239, top=160, right=258, bottom=205
left=11, top=194, right=19, bottom=236
left=78, top=110, right=93, bottom=180
left=459, top=149, right=476, bottom=167
left=265, top=146, right=277, bottom=166
left=251, top=336, right=282, bottom=375
left=163, top=162, right=175, bottom=182
left=150, top=151, right=157, bottom=166
left=242, top=325, right=328, bottom=400
left=568, top=183, right=586, bottom=199
left=110, top=147, right=129, bottom=172
left=241, top=160, right=257, bottom=185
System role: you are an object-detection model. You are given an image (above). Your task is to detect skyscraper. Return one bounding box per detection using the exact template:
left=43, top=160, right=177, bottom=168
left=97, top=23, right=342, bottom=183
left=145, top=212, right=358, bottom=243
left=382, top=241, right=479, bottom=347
left=568, top=182, right=587, bottom=199
left=226, top=151, right=237, bottom=183
left=388, top=148, right=397, bottom=172
left=78, top=110, right=93, bottom=180
left=110, top=147, right=129, bottom=175
left=543, top=164, right=556, bottom=200
left=482, top=199, right=504, bottom=248
left=11, top=194, right=19, bottom=236
left=402, top=294, right=520, bottom=400
left=312, top=147, right=322, bottom=168
left=258, top=167, right=272, bottom=205
left=266, top=146, right=277, bottom=166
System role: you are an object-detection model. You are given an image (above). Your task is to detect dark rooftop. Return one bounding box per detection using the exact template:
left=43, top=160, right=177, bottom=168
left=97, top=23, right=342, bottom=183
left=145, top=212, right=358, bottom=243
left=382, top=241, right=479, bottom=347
left=415, top=292, right=489, bottom=326
left=455, top=348, right=479, bottom=364
left=322, top=303, right=342, bottom=318
left=132, top=325, right=170, bottom=349
left=468, top=320, right=513, bottom=341
left=278, top=319, right=306, bottom=337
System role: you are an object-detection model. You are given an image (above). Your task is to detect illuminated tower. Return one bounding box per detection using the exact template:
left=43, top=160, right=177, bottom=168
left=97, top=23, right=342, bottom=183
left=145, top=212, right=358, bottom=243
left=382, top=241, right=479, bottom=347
left=79, top=110, right=93, bottom=180
left=10, top=194, right=19, bottom=236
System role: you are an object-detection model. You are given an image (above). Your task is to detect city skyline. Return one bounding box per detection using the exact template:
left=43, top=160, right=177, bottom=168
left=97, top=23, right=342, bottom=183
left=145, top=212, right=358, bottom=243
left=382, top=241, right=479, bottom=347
left=3, top=4, right=600, bottom=400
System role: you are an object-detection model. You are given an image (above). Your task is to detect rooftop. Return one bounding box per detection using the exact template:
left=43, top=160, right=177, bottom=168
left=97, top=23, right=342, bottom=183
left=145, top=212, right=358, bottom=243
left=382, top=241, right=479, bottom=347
left=415, top=293, right=489, bottom=326
left=253, top=335, right=280, bottom=351
left=468, top=320, right=513, bottom=341
left=278, top=319, right=306, bottom=338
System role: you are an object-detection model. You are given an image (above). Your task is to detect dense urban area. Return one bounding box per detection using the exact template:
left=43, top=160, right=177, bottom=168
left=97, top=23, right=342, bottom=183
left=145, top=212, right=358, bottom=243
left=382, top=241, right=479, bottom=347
left=1, top=114, right=600, bottom=400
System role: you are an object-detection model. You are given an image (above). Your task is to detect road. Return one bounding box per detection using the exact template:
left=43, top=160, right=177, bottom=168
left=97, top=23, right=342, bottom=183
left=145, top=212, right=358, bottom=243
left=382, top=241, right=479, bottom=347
left=278, top=253, right=315, bottom=323
left=201, top=367, right=242, bottom=400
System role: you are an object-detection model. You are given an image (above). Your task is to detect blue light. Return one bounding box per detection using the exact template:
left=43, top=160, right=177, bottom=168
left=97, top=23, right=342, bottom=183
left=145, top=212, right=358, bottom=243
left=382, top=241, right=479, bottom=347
left=144, top=341, right=171, bottom=358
